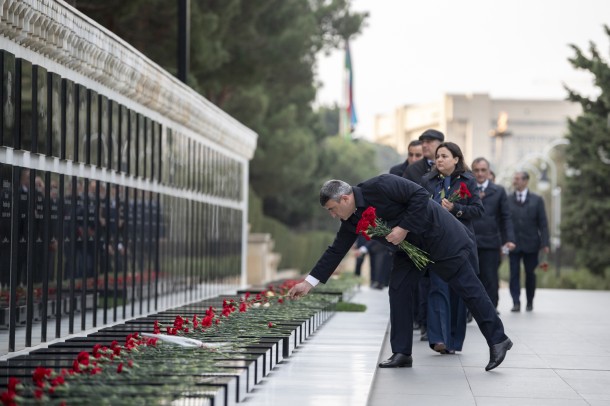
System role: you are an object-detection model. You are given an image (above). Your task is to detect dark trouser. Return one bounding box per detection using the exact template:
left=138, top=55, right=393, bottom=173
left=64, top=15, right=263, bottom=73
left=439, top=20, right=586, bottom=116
left=449, top=286, right=468, bottom=351
left=354, top=254, right=365, bottom=276
left=477, top=248, right=501, bottom=308
left=509, top=251, right=538, bottom=306
left=388, top=253, right=421, bottom=354
left=445, top=260, right=508, bottom=346
left=389, top=252, right=507, bottom=355
left=371, top=250, right=392, bottom=286
left=417, top=274, right=430, bottom=328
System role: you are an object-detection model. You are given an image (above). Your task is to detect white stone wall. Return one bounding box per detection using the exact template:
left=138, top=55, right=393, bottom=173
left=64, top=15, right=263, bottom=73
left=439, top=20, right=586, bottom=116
left=0, top=0, right=257, bottom=160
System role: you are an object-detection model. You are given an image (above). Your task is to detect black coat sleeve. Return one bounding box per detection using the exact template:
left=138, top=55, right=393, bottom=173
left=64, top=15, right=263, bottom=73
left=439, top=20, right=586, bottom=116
left=309, top=224, right=357, bottom=284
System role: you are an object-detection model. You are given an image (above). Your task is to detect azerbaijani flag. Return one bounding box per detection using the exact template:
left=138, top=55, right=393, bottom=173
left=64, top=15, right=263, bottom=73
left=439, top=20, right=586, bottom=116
left=341, top=39, right=357, bottom=139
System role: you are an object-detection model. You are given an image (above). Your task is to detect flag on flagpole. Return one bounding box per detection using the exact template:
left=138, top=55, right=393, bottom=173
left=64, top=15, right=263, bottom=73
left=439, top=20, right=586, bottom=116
left=340, top=39, right=357, bottom=139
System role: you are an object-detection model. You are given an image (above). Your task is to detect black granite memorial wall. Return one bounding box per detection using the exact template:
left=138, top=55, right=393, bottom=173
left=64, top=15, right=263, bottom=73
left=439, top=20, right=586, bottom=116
left=0, top=50, right=246, bottom=354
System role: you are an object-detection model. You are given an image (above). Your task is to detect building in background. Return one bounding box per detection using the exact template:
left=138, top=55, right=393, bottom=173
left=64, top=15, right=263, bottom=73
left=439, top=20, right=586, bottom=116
left=373, top=93, right=581, bottom=181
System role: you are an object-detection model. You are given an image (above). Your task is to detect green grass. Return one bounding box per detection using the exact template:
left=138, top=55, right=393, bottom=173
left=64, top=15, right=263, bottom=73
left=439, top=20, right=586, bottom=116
left=498, top=260, right=610, bottom=290
left=335, top=302, right=367, bottom=312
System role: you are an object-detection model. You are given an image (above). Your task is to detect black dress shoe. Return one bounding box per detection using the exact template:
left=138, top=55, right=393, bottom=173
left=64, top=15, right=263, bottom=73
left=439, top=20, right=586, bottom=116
left=378, top=353, right=413, bottom=368
left=485, top=338, right=513, bottom=371
left=511, top=304, right=520, bottom=312
left=420, top=330, right=428, bottom=341
left=526, top=303, right=533, bottom=311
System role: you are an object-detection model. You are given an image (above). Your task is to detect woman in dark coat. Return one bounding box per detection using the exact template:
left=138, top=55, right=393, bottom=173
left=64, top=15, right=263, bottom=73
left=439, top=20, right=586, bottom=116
left=421, top=142, right=483, bottom=354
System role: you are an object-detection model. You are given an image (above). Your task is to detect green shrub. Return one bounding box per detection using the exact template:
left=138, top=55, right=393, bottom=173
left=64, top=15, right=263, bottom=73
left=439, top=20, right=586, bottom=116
left=335, top=302, right=367, bottom=312
left=499, top=259, right=610, bottom=290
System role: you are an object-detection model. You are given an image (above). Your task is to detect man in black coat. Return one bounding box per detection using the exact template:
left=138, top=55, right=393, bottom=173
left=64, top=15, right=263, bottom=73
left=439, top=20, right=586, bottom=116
left=508, top=171, right=550, bottom=312
left=471, top=158, right=516, bottom=310
left=289, top=174, right=513, bottom=371
left=403, top=129, right=443, bottom=183
left=389, top=140, right=423, bottom=178
left=401, top=129, right=444, bottom=340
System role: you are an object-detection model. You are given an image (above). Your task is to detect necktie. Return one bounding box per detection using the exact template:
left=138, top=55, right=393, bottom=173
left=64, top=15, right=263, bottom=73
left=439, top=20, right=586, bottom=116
left=476, top=186, right=484, bottom=198
left=517, top=193, right=523, bottom=203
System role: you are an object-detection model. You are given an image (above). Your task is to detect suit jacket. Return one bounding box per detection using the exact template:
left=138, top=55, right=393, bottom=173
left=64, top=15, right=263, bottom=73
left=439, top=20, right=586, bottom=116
left=508, top=190, right=550, bottom=253
left=472, top=182, right=515, bottom=250
left=389, top=161, right=408, bottom=177
left=420, top=170, right=484, bottom=234
left=309, top=174, right=476, bottom=283
left=403, top=158, right=433, bottom=184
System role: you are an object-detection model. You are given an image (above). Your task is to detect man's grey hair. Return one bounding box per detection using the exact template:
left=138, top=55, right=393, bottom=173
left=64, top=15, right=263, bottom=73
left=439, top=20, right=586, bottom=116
left=319, top=180, right=352, bottom=206
left=472, top=157, right=490, bottom=168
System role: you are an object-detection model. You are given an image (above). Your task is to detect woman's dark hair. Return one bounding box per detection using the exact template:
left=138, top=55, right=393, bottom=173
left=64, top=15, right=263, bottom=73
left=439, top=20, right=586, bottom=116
left=435, top=142, right=470, bottom=175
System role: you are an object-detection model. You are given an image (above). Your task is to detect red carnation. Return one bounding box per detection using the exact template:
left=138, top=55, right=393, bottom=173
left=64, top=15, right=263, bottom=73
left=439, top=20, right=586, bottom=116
left=7, top=378, right=20, bottom=392
left=0, top=390, right=17, bottom=406
left=361, top=206, right=377, bottom=227
left=202, top=315, right=213, bottom=327
left=458, top=182, right=472, bottom=199
left=34, top=389, right=43, bottom=399
left=32, top=367, right=51, bottom=385
left=448, top=182, right=472, bottom=202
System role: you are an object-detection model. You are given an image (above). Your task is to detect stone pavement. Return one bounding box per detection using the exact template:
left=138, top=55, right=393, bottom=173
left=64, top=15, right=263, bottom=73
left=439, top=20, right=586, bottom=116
left=242, top=286, right=610, bottom=406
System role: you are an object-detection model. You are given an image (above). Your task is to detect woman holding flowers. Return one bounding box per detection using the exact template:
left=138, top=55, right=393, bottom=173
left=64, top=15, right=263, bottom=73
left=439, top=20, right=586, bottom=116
left=421, top=142, right=484, bottom=355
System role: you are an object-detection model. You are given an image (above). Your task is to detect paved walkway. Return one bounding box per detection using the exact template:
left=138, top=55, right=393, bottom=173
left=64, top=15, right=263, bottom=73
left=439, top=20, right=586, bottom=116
left=243, top=286, right=610, bottom=406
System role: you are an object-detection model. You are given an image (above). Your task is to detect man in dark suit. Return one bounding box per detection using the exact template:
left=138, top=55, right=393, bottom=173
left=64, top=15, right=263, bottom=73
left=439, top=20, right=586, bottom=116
left=403, top=129, right=444, bottom=183
left=471, top=158, right=516, bottom=311
left=389, top=140, right=423, bottom=177
left=289, top=175, right=512, bottom=371
left=402, top=129, right=444, bottom=340
left=508, top=171, right=550, bottom=312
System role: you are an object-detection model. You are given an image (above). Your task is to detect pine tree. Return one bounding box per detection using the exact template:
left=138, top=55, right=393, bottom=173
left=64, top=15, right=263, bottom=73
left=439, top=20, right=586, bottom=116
left=562, top=25, right=610, bottom=275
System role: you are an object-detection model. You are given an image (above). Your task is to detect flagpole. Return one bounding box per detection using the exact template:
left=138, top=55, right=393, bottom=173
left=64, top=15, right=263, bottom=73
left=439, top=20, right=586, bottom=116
left=340, top=38, right=357, bottom=140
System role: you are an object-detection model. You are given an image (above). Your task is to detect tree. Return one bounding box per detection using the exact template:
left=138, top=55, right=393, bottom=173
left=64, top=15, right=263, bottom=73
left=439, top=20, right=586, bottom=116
left=562, top=24, right=610, bottom=275
left=72, top=0, right=368, bottom=227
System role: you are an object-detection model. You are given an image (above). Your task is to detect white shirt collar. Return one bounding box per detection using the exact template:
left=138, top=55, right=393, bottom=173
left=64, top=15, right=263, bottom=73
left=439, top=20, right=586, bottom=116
left=517, top=188, right=528, bottom=200
left=477, top=179, right=490, bottom=189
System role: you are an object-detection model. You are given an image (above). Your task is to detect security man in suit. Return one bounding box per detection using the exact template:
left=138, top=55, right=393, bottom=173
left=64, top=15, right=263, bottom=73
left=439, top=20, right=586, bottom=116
left=508, top=171, right=550, bottom=312
left=403, top=129, right=445, bottom=341
left=471, top=158, right=516, bottom=310
left=289, top=174, right=513, bottom=371
left=389, top=140, right=423, bottom=178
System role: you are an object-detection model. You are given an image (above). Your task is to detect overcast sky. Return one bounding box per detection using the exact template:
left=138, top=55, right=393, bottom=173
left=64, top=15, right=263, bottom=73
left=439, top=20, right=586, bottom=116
left=315, top=0, right=610, bottom=139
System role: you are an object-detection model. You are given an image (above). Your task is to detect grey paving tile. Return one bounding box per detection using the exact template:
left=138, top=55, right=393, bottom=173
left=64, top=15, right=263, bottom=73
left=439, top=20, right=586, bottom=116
left=465, top=367, right=581, bottom=399
left=475, top=397, right=590, bottom=406
left=555, top=370, right=610, bottom=397
left=368, top=394, right=476, bottom=406
left=540, top=354, right=610, bottom=370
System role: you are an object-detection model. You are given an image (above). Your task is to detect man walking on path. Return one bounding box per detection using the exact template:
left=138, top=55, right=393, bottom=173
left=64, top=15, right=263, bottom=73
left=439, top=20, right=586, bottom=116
left=471, top=158, right=516, bottom=310
left=507, top=171, right=550, bottom=312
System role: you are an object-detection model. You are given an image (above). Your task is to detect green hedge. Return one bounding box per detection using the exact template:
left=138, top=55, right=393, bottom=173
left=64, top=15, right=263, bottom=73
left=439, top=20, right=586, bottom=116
left=499, top=260, right=610, bottom=290
left=248, top=187, right=335, bottom=273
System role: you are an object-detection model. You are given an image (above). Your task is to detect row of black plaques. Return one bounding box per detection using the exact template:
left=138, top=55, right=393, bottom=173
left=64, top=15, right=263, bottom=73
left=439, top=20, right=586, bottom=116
left=1, top=50, right=244, bottom=200
left=0, top=289, right=341, bottom=405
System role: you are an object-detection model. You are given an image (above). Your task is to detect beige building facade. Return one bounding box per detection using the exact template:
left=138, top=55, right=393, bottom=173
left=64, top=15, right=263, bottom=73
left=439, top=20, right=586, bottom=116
left=374, top=93, right=581, bottom=180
